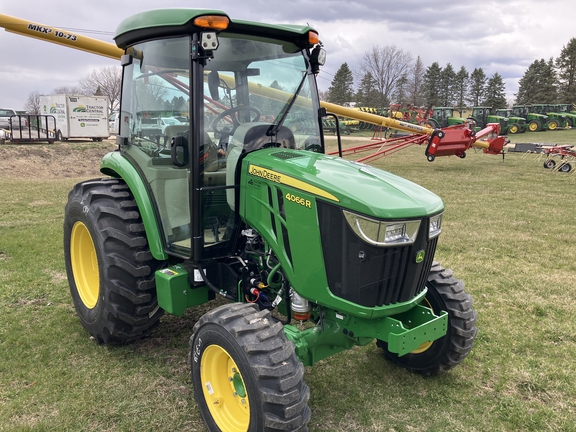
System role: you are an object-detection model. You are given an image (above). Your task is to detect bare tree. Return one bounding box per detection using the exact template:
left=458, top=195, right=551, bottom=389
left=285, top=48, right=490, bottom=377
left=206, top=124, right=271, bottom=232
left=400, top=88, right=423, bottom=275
left=52, top=85, right=82, bottom=94
left=318, top=90, right=329, bottom=102
left=78, top=66, right=122, bottom=113
left=358, top=45, right=413, bottom=106
left=24, top=91, right=42, bottom=114
left=407, top=56, right=425, bottom=107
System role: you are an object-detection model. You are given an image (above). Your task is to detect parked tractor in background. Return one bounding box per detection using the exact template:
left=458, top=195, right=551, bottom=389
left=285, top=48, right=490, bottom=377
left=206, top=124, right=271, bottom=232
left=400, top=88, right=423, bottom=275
left=530, top=104, right=567, bottom=129
left=468, top=107, right=510, bottom=134
left=494, top=108, right=528, bottom=134
left=512, top=105, right=556, bottom=131
left=424, top=107, right=469, bottom=128
left=553, top=104, right=576, bottom=127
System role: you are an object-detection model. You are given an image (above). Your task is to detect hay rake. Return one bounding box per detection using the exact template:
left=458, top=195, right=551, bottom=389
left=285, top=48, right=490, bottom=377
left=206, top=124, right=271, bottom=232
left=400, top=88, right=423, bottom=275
left=542, top=145, right=576, bottom=174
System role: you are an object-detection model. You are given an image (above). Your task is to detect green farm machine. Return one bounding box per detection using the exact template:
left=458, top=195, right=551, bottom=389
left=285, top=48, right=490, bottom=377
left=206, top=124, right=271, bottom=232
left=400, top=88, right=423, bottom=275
left=2, top=10, right=479, bottom=431
left=424, top=107, right=469, bottom=128
left=468, top=107, right=511, bottom=134
left=512, top=105, right=558, bottom=131
left=494, top=108, right=527, bottom=134
left=554, top=104, right=576, bottom=126
left=530, top=104, right=568, bottom=129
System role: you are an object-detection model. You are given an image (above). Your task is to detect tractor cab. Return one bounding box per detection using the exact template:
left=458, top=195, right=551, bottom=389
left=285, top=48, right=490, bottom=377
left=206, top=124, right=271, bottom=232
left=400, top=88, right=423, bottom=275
left=427, top=107, right=467, bottom=128
left=469, top=107, right=509, bottom=133
left=107, top=10, right=326, bottom=261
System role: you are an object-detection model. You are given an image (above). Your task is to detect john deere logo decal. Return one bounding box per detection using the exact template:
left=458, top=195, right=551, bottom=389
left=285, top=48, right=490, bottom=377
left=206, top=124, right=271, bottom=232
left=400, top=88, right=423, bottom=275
left=415, top=250, right=425, bottom=263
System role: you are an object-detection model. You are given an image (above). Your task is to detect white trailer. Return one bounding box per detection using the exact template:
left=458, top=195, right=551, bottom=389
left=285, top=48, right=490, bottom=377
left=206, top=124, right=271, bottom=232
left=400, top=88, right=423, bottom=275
left=39, top=95, right=110, bottom=141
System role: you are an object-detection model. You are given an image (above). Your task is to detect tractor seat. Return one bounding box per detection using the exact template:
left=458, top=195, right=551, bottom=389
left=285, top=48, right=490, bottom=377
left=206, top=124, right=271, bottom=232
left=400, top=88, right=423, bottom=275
left=164, top=125, right=190, bottom=144
left=233, top=123, right=296, bottom=152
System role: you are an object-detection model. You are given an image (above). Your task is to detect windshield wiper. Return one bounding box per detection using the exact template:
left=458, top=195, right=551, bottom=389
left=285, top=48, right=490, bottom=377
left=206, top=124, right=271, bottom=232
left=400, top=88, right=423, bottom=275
left=267, top=71, right=307, bottom=137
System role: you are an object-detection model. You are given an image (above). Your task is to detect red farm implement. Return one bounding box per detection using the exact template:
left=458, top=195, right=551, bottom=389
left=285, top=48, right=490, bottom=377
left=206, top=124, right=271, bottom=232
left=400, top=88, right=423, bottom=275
left=542, top=145, right=576, bottom=173
left=323, top=101, right=508, bottom=163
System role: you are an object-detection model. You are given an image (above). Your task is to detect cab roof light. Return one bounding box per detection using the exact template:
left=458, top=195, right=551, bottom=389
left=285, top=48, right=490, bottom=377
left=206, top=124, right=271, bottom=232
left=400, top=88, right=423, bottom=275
left=308, top=31, right=320, bottom=45
left=194, top=15, right=230, bottom=30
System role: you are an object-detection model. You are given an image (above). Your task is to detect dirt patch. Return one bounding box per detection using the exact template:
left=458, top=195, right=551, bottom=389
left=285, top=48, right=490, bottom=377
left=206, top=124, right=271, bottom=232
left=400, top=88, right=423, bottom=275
left=0, top=139, right=118, bottom=180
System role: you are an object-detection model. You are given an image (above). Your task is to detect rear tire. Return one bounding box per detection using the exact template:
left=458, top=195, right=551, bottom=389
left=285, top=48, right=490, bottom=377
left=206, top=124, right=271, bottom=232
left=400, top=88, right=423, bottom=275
left=558, top=162, right=572, bottom=173
left=190, top=303, right=310, bottom=432
left=377, top=262, right=477, bottom=376
left=63, top=178, right=164, bottom=344
left=547, top=119, right=559, bottom=130
left=528, top=120, right=541, bottom=132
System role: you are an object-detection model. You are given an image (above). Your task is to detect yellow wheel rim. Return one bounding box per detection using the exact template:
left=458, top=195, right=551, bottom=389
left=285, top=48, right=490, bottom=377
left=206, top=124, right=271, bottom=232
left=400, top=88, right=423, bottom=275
left=70, top=221, right=99, bottom=309
left=510, top=125, right=518, bottom=134
left=529, top=122, right=538, bottom=131
left=549, top=122, right=557, bottom=130
left=201, top=345, right=250, bottom=432
left=410, top=298, right=434, bottom=354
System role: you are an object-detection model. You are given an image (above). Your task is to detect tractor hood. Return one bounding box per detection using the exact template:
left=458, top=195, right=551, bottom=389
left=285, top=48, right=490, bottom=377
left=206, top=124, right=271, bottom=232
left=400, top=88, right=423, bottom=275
left=241, top=148, right=444, bottom=219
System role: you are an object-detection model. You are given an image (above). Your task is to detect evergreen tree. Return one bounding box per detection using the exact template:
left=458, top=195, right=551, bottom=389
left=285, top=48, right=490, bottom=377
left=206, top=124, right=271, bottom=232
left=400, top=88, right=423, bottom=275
left=355, top=72, right=380, bottom=107
left=515, top=61, right=539, bottom=104
left=454, top=66, right=469, bottom=115
left=482, top=72, right=507, bottom=109
left=556, top=37, right=576, bottom=103
left=421, top=62, right=442, bottom=107
left=407, top=56, right=425, bottom=106
left=541, top=58, right=558, bottom=102
left=393, top=75, right=409, bottom=105
left=468, top=68, right=487, bottom=106
left=327, top=63, right=354, bottom=105
left=516, top=59, right=557, bottom=104
left=439, top=63, right=456, bottom=106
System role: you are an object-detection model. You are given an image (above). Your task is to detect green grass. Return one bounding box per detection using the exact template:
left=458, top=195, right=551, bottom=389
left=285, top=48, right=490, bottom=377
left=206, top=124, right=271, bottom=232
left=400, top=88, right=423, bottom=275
left=1, top=129, right=576, bottom=431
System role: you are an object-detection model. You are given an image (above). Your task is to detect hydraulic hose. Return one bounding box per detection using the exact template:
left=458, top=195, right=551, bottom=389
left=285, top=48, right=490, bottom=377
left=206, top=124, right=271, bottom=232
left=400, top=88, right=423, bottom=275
left=197, top=264, right=236, bottom=301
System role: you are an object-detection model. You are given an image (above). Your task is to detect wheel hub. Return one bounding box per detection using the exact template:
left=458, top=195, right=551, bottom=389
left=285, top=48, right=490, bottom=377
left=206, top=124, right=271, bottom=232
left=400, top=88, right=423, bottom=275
left=201, top=344, right=250, bottom=432
left=70, top=221, right=99, bottom=309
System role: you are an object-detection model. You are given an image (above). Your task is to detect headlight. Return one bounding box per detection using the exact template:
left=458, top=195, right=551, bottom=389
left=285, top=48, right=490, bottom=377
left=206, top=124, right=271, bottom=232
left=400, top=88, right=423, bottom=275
left=429, top=213, right=443, bottom=239
left=344, top=211, right=420, bottom=247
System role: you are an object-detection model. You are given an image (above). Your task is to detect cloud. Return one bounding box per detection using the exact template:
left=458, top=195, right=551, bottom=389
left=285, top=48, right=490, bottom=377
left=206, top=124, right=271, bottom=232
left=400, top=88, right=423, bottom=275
left=1, top=0, right=576, bottom=110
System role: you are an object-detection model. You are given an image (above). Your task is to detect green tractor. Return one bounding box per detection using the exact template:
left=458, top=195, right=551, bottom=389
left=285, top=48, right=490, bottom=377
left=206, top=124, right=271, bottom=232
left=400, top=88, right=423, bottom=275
left=468, top=106, right=510, bottom=134
left=553, top=104, right=576, bottom=127
left=63, top=9, right=477, bottom=431
left=494, top=108, right=527, bottom=134
left=512, top=105, right=555, bottom=131
left=424, top=107, right=469, bottom=128
left=530, top=104, right=567, bottom=129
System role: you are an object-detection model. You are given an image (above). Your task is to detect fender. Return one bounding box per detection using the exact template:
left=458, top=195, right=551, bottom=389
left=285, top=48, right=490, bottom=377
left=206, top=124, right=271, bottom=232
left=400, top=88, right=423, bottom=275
left=100, top=151, right=168, bottom=260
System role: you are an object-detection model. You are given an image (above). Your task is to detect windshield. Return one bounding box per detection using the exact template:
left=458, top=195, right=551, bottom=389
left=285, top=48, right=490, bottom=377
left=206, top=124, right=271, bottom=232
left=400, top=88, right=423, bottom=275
left=204, top=34, right=321, bottom=150
left=117, top=33, right=322, bottom=257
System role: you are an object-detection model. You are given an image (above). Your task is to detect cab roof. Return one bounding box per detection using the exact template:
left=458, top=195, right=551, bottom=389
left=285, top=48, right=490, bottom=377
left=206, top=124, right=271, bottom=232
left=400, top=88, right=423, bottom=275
left=114, top=8, right=316, bottom=49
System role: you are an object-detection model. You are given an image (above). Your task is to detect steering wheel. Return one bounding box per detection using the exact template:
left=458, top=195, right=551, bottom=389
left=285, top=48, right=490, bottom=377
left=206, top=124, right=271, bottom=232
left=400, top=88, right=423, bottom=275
left=212, top=106, right=261, bottom=135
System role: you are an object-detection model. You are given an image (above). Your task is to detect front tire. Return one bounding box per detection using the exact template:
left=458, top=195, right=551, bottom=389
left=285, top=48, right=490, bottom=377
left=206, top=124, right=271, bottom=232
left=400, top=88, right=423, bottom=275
left=377, top=262, right=477, bottom=375
left=63, top=178, right=164, bottom=344
left=190, top=303, right=310, bottom=432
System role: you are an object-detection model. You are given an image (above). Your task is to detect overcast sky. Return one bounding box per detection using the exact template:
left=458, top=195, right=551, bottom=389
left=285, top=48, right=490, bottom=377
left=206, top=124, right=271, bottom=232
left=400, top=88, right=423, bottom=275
left=2, top=0, right=575, bottom=111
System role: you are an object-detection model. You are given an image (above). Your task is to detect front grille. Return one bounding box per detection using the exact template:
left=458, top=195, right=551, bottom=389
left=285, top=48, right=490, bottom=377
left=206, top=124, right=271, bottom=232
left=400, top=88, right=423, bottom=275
left=318, top=201, right=437, bottom=308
